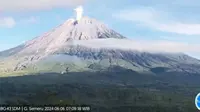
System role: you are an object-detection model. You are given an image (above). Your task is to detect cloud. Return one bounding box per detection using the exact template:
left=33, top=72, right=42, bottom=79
left=72, top=38, right=200, bottom=54
left=160, top=35, right=200, bottom=43
left=0, top=16, right=40, bottom=28
left=0, top=0, right=88, bottom=12
left=21, top=16, right=39, bottom=24
left=25, top=17, right=38, bottom=23
left=113, top=8, right=200, bottom=35
left=156, top=23, right=200, bottom=35
left=0, top=17, right=16, bottom=28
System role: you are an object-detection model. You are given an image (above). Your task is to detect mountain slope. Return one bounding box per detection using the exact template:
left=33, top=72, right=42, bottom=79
left=17, top=17, right=125, bottom=55
left=0, top=17, right=199, bottom=75
left=36, top=44, right=200, bottom=74
left=1, top=17, right=125, bottom=57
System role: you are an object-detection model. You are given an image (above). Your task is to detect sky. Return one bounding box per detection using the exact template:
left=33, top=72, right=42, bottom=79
left=0, top=0, right=199, bottom=59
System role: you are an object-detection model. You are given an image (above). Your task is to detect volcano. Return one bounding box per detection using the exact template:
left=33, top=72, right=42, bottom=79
left=0, top=17, right=200, bottom=75
left=12, top=17, right=125, bottom=55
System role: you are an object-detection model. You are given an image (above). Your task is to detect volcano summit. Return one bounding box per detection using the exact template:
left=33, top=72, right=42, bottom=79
left=17, top=16, right=126, bottom=55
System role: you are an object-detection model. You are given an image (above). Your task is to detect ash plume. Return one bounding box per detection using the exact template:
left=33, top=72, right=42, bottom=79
left=74, top=6, right=83, bottom=22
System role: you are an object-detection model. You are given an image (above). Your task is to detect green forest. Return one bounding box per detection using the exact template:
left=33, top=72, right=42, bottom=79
left=0, top=69, right=199, bottom=112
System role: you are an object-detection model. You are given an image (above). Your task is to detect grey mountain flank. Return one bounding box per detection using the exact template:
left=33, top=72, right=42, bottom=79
left=0, top=17, right=200, bottom=75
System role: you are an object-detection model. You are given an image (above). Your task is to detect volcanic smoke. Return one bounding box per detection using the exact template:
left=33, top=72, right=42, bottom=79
left=74, top=6, right=83, bottom=22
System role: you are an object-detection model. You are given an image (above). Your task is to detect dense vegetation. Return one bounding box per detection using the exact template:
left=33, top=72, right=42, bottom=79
left=0, top=68, right=199, bottom=112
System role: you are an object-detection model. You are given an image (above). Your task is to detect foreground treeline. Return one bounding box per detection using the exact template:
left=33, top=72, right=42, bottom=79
left=0, top=71, right=199, bottom=112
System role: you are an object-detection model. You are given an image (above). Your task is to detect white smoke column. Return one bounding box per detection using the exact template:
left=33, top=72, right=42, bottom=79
left=74, top=6, right=83, bottom=22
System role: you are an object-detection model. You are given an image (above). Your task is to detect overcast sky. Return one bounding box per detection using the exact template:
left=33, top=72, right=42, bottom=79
left=0, top=0, right=199, bottom=59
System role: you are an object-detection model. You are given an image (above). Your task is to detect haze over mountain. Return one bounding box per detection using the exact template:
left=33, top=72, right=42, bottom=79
left=0, top=16, right=199, bottom=76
